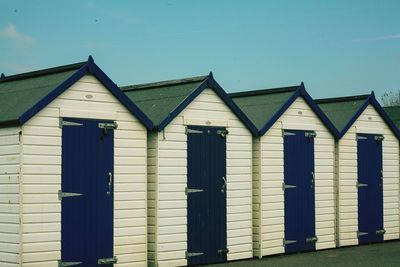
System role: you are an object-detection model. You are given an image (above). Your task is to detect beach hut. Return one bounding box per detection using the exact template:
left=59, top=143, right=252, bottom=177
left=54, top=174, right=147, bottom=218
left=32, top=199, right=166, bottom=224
left=230, top=83, right=338, bottom=257
left=122, top=73, right=258, bottom=267
left=317, top=93, right=400, bottom=247
left=0, top=57, right=153, bottom=267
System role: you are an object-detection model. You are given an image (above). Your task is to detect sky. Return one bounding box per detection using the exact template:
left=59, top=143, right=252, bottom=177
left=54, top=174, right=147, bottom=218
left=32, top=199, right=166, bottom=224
left=0, top=0, right=399, bottom=100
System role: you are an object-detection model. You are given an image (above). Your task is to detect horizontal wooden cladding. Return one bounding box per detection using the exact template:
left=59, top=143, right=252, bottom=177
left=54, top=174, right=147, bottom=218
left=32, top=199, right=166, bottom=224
left=337, top=105, right=400, bottom=245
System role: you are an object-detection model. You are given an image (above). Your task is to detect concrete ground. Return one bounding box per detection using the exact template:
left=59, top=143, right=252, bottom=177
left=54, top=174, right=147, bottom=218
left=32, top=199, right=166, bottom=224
left=209, top=241, right=400, bottom=267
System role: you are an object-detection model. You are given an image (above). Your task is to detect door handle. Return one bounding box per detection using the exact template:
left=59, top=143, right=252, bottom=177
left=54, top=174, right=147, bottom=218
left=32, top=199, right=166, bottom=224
left=107, top=172, right=112, bottom=195
left=221, top=176, right=227, bottom=193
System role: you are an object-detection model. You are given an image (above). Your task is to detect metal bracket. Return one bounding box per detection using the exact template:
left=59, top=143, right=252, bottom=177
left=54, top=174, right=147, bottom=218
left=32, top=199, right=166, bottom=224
left=58, top=190, right=83, bottom=201
left=305, top=131, right=317, bottom=138
left=98, top=256, right=118, bottom=265
left=185, top=187, right=204, bottom=195
left=375, top=135, right=384, bottom=142
left=376, top=229, right=386, bottom=235
left=217, top=248, right=229, bottom=255
left=59, top=119, right=83, bottom=128
left=98, top=122, right=118, bottom=130
left=217, top=129, right=229, bottom=138
left=283, top=239, right=297, bottom=246
left=186, top=251, right=204, bottom=258
left=306, top=236, right=318, bottom=243
left=356, top=182, right=368, bottom=188
left=282, top=182, right=296, bottom=191
left=58, top=260, right=82, bottom=267
left=186, top=128, right=203, bottom=134
left=357, top=231, right=368, bottom=237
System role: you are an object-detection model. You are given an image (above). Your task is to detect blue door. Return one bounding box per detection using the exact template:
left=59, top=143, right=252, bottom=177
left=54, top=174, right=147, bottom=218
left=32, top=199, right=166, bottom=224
left=187, top=126, right=228, bottom=265
left=60, top=118, right=115, bottom=267
left=357, top=133, right=384, bottom=244
left=283, top=130, right=316, bottom=253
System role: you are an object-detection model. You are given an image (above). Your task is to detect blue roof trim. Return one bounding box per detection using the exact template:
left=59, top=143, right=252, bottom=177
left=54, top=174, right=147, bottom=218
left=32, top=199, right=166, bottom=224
left=258, top=83, right=340, bottom=138
left=157, top=73, right=259, bottom=136
left=338, top=92, right=400, bottom=139
left=18, top=56, right=154, bottom=129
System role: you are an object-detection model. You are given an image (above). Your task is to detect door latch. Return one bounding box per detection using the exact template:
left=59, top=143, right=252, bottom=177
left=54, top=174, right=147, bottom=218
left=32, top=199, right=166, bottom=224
left=107, top=172, right=112, bottom=195
left=306, top=236, right=318, bottom=243
left=376, top=229, right=386, bottom=235
left=217, top=248, right=229, bottom=255
left=221, top=176, right=227, bottom=193
left=97, top=256, right=118, bottom=265
left=217, top=129, right=229, bottom=138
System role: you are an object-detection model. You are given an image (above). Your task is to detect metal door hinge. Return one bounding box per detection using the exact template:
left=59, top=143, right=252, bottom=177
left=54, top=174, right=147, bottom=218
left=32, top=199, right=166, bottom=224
left=283, top=239, right=297, bottom=246
left=376, top=229, right=386, bottom=235
left=282, top=182, right=296, bottom=191
left=356, top=135, right=367, bottom=140
left=375, top=135, right=384, bottom=142
left=58, top=260, right=82, bottom=267
left=186, top=251, right=204, bottom=258
left=357, top=231, right=368, bottom=237
left=283, top=131, right=296, bottom=136
left=306, top=236, right=318, bottom=243
left=186, top=128, right=203, bottom=134
left=356, top=182, right=368, bottom=188
left=58, top=190, right=83, bottom=201
left=217, top=129, right=229, bottom=137
left=217, top=248, right=229, bottom=255
left=98, top=256, right=118, bottom=265
left=59, top=119, right=83, bottom=128
left=305, top=131, right=317, bottom=138
left=185, top=187, right=204, bottom=195
left=98, top=122, right=118, bottom=130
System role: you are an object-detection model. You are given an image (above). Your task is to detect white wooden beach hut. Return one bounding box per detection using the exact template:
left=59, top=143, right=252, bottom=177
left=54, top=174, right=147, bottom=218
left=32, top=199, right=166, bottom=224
left=0, top=56, right=153, bottom=267
left=317, top=93, right=400, bottom=247
left=231, top=83, right=339, bottom=257
left=122, top=73, right=258, bottom=267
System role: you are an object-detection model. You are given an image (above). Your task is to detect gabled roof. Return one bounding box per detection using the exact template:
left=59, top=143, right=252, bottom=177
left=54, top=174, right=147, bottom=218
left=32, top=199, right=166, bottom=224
left=384, top=106, right=400, bottom=129
left=121, top=73, right=258, bottom=135
left=0, top=56, right=153, bottom=129
left=317, top=93, right=400, bottom=139
left=230, top=83, right=339, bottom=137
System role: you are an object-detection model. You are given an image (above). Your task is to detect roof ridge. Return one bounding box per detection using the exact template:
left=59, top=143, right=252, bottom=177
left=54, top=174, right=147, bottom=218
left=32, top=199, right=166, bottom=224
left=121, top=75, right=208, bottom=92
left=316, top=94, right=370, bottom=104
left=0, top=61, right=87, bottom=82
left=229, top=85, right=300, bottom=98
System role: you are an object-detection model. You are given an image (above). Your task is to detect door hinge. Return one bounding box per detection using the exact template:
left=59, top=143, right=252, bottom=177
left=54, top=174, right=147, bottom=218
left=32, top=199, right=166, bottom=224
left=186, top=128, right=203, bottom=134
left=356, top=182, right=368, bottom=188
left=58, top=260, right=82, bottom=267
left=305, top=131, right=317, bottom=138
left=98, top=122, right=118, bottom=130
left=374, top=135, right=384, bottom=142
left=357, top=231, right=368, bottom=237
left=186, top=251, right=204, bottom=258
left=282, top=182, right=296, bottom=191
left=306, top=236, right=318, bottom=243
left=98, top=256, right=118, bottom=265
left=283, top=239, right=297, bottom=246
left=356, top=135, right=367, bottom=140
left=376, top=229, right=386, bottom=235
left=283, top=131, right=296, bottom=136
left=185, top=187, right=204, bottom=195
left=217, top=129, right=229, bottom=138
left=58, top=190, right=83, bottom=201
left=217, top=248, right=229, bottom=255
left=59, top=119, right=83, bottom=128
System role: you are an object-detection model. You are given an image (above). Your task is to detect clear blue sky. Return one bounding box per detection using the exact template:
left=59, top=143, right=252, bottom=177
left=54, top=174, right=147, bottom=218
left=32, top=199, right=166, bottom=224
left=1, top=0, right=399, bottom=100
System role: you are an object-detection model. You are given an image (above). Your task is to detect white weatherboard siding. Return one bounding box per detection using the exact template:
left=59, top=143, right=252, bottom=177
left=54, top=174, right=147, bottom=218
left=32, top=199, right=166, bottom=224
left=258, top=97, right=336, bottom=256
left=151, top=88, right=253, bottom=267
left=0, top=127, right=21, bottom=267
left=337, top=105, right=399, bottom=246
left=20, top=75, right=148, bottom=267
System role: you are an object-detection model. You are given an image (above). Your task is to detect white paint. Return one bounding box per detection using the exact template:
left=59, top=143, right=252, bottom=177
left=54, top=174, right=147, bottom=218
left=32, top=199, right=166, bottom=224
left=148, top=89, right=253, bottom=267
left=337, top=105, right=400, bottom=246
left=255, top=97, right=336, bottom=256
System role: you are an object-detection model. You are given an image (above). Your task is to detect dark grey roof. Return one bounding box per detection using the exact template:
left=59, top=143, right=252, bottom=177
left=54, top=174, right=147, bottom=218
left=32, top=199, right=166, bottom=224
left=0, top=62, right=85, bottom=126
left=121, top=76, right=207, bottom=126
left=230, top=86, right=299, bottom=130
